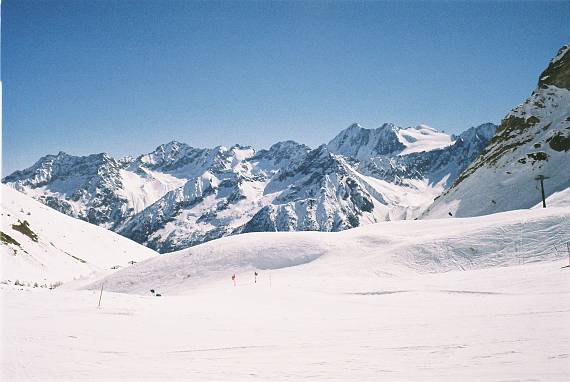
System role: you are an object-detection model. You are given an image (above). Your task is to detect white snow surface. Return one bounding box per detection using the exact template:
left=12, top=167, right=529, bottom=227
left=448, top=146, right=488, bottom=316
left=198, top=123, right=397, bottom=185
left=117, top=168, right=186, bottom=213
left=91, top=206, right=570, bottom=295
left=1, top=205, right=570, bottom=380
left=533, top=187, right=570, bottom=209
left=397, top=124, right=454, bottom=155
left=0, top=185, right=157, bottom=284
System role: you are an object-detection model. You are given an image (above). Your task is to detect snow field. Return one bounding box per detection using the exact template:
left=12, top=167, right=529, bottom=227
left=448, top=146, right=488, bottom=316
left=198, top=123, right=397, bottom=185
left=2, top=258, right=569, bottom=381
left=93, top=206, right=570, bottom=295
left=2, top=186, right=569, bottom=381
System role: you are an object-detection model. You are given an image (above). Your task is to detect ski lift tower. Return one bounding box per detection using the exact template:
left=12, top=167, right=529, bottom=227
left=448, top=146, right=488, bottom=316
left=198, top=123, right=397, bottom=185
left=534, top=175, right=550, bottom=208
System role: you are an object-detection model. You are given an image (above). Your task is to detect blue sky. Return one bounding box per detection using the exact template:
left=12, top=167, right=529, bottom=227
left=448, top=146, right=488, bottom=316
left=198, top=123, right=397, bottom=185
left=2, top=1, right=569, bottom=175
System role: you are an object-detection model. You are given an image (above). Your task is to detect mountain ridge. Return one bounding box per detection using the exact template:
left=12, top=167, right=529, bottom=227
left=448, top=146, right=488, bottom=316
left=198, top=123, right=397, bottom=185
left=3, top=122, right=496, bottom=252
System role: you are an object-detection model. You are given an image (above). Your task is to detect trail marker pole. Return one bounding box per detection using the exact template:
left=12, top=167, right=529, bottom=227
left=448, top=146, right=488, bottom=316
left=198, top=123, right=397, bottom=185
left=98, top=282, right=104, bottom=308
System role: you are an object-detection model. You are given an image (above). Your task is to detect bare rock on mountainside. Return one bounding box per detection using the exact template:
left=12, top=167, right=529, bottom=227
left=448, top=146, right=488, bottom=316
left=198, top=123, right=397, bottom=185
left=423, top=45, right=570, bottom=218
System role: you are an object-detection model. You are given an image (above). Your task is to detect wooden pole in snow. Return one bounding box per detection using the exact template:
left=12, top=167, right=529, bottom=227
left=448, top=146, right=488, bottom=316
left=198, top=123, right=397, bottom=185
left=98, top=282, right=104, bottom=308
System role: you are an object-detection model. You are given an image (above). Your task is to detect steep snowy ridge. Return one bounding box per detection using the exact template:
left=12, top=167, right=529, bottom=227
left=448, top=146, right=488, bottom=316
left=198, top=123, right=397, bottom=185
left=0, top=185, right=157, bottom=284
left=424, top=44, right=570, bottom=218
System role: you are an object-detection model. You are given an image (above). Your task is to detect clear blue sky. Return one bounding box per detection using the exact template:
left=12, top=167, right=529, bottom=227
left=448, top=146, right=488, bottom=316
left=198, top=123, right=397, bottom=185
left=2, top=1, right=569, bottom=176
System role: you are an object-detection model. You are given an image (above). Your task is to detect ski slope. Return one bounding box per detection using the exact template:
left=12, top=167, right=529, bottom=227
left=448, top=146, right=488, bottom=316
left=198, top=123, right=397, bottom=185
left=0, top=185, right=157, bottom=284
left=93, top=206, right=570, bottom=295
left=2, top=205, right=569, bottom=381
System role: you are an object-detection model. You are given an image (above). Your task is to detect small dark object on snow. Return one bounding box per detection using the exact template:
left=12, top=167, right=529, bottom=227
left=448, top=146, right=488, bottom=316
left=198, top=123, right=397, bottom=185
left=448, top=212, right=453, bottom=217
left=150, top=289, right=155, bottom=294
left=155, top=293, right=162, bottom=297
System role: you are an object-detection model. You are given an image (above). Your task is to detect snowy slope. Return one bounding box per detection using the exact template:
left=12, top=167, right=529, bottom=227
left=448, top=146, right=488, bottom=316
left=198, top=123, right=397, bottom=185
left=398, top=124, right=454, bottom=155
left=90, top=206, right=569, bottom=295
left=0, top=185, right=157, bottom=284
left=4, top=257, right=570, bottom=381
left=533, top=186, right=570, bottom=208
left=424, top=45, right=570, bottom=218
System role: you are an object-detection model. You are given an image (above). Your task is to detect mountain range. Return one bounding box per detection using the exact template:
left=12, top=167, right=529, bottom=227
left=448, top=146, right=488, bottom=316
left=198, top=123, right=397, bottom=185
left=3, top=45, right=569, bottom=254
left=3, top=122, right=495, bottom=253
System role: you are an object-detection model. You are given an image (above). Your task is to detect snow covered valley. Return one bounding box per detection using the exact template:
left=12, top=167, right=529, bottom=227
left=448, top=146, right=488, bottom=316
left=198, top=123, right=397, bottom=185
left=2, top=204, right=569, bottom=381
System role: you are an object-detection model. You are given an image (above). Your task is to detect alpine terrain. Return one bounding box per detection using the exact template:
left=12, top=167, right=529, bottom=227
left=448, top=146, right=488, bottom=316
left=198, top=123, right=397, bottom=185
left=2, top=13, right=570, bottom=381
left=3, top=123, right=496, bottom=252
left=424, top=45, right=570, bottom=218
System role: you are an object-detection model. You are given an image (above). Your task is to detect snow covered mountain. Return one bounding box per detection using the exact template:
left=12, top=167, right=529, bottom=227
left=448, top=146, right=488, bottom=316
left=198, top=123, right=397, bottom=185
left=327, top=122, right=454, bottom=159
left=3, top=121, right=496, bottom=252
left=1, top=150, right=187, bottom=229
left=424, top=45, right=570, bottom=218
left=0, top=185, right=157, bottom=284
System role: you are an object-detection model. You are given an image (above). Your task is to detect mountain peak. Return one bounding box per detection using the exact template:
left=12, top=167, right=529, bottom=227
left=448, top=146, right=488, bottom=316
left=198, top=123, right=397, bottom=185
left=414, top=124, right=436, bottom=132
left=327, top=122, right=404, bottom=160
left=453, top=123, right=497, bottom=144
left=347, top=122, right=363, bottom=130
left=538, top=43, right=570, bottom=89
left=155, top=140, right=189, bottom=152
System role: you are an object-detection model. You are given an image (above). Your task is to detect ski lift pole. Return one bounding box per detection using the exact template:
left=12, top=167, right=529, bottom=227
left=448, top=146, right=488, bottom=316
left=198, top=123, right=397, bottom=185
left=534, top=175, right=550, bottom=208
